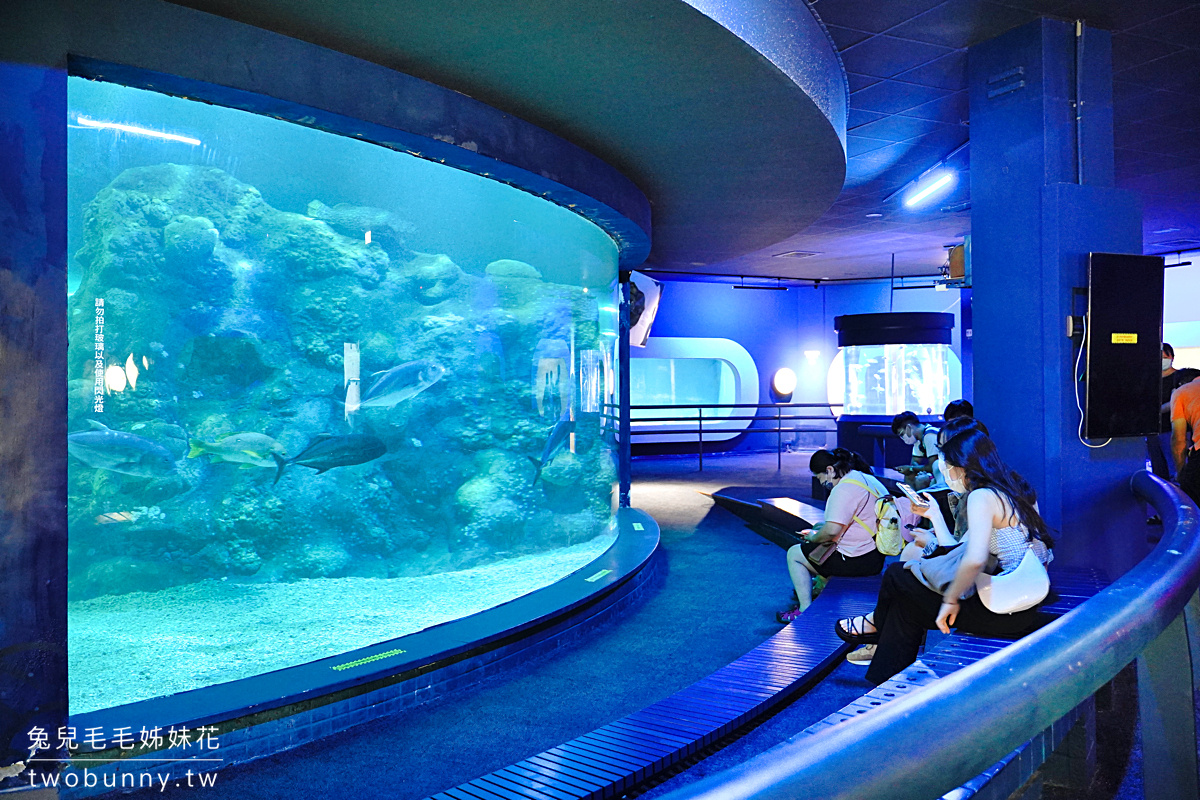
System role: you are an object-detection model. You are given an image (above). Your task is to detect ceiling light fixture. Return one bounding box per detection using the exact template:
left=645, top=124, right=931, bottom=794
left=904, top=171, right=957, bottom=208
left=884, top=142, right=968, bottom=209
left=734, top=276, right=788, bottom=291
left=865, top=213, right=883, bottom=218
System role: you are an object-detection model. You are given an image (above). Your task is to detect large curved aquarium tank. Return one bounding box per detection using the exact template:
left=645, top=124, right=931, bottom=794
left=66, top=78, right=620, bottom=713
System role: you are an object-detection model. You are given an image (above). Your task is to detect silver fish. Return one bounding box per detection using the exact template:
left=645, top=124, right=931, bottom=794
left=68, top=420, right=176, bottom=477
left=529, top=415, right=575, bottom=483
left=358, top=360, right=445, bottom=409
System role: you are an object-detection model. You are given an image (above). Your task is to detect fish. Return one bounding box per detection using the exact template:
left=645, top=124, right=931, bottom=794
left=357, top=360, right=445, bottom=409
left=529, top=415, right=575, bottom=483
left=272, top=433, right=387, bottom=485
left=68, top=420, right=176, bottom=477
left=188, top=432, right=287, bottom=468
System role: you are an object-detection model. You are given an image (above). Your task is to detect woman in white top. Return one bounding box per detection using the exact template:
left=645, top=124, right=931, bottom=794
left=834, top=429, right=1054, bottom=684
left=778, top=448, right=886, bottom=623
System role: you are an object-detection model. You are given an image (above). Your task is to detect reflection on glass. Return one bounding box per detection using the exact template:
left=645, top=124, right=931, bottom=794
left=579, top=350, right=604, bottom=414
left=840, top=343, right=960, bottom=416
left=65, top=78, right=620, bottom=712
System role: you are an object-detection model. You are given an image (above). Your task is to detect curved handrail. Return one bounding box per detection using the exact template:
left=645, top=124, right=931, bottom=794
left=661, top=470, right=1200, bottom=800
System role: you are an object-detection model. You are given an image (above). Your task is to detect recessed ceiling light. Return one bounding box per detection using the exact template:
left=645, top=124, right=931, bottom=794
left=865, top=213, right=883, bottom=218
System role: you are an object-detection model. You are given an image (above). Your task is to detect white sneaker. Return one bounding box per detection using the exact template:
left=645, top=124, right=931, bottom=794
left=846, top=644, right=876, bottom=665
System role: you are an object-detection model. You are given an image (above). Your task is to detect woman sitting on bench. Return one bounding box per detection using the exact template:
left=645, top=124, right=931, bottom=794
left=834, top=428, right=1054, bottom=685
left=777, top=448, right=887, bottom=623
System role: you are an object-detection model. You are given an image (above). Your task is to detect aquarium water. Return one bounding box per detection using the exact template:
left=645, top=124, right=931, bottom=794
left=66, top=77, right=621, bottom=713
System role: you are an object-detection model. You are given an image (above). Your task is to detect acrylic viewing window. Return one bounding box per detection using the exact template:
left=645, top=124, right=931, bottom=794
left=631, top=358, right=737, bottom=418
left=65, top=77, right=620, bottom=713
left=833, top=343, right=961, bottom=416
left=628, top=337, right=759, bottom=443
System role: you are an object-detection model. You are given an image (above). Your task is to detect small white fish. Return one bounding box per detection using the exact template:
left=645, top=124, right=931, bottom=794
left=411, top=438, right=423, bottom=448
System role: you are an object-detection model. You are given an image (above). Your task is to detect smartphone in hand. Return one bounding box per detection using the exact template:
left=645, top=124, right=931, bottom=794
left=897, top=482, right=930, bottom=507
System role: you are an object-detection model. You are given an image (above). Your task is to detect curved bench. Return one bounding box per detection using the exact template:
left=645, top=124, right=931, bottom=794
left=426, top=575, right=882, bottom=800
left=425, top=565, right=1109, bottom=800
left=660, top=471, right=1200, bottom=800
left=771, top=567, right=1108, bottom=800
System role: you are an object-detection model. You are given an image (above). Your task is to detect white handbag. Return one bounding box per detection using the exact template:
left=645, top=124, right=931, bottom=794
left=974, top=546, right=1050, bottom=614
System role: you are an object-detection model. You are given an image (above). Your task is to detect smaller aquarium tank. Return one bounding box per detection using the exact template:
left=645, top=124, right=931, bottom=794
left=840, top=343, right=957, bottom=416
left=829, top=313, right=959, bottom=416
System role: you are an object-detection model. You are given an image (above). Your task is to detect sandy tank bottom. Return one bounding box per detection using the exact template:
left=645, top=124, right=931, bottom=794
left=69, top=533, right=617, bottom=714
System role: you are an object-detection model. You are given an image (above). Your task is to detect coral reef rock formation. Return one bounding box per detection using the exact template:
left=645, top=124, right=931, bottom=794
left=67, top=164, right=614, bottom=600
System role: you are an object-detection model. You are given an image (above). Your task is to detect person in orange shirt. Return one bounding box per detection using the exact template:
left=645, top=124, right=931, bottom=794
left=1171, top=374, right=1200, bottom=506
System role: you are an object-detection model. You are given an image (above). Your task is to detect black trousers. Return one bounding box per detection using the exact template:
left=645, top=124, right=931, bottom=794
left=801, top=541, right=885, bottom=578
left=865, top=563, right=1040, bottom=685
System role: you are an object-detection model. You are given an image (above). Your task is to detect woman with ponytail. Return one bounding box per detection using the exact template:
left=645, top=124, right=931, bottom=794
left=778, top=448, right=886, bottom=622
left=834, top=429, right=1054, bottom=684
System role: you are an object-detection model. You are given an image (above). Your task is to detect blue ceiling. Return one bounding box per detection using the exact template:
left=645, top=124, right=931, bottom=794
left=164, top=0, right=1198, bottom=283
left=167, top=0, right=848, bottom=275
left=701, top=0, right=1200, bottom=283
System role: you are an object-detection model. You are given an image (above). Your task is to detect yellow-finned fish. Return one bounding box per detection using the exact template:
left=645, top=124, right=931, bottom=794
left=188, top=432, right=286, bottom=468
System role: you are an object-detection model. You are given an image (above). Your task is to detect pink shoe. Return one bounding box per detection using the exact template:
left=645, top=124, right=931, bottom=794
left=776, top=605, right=804, bottom=623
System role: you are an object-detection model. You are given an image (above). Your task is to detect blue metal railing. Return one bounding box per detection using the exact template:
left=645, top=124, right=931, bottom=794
left=602, top=402, right=838, bottom=470
left=660, top=470, right=1200, bottom=800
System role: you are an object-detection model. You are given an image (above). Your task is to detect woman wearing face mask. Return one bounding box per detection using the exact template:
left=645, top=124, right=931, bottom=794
left=842, top=417, right=993, bottom=666
left=834, top=429, right=1054, bottom=685
left=778, top=448, right=886, bottom=623
left=924, top=415, right=991, bottom=547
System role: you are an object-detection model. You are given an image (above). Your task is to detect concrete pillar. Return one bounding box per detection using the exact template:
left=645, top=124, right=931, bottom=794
left=970, top=18, right=1147, bottom=574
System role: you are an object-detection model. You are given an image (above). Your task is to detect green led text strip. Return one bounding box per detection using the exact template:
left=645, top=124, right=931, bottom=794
left=331, top=648, right=407, bottom=671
